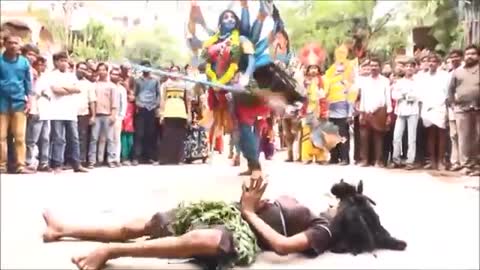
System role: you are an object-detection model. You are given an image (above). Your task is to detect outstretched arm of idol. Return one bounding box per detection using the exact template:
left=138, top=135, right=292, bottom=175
left=240, top=0, right=274, bottom=45
left=42, top=179, right=322, bottom=270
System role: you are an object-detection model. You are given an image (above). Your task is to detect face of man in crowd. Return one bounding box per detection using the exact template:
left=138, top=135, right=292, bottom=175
left=428, top=57, right=440, bottom=72
left=121, top=64, right=131, bottom=77
left=56, top=57, right=69, bottom=72
left=420, top=57, right=429, bottom=72
left=405, top=63, right=415, bottom=77
left=464, top=48, right=479, bottom=67
left=382, top=63, right=392, bottom=77
left=369, top=61, right=380, bottom=77
left=110, top=69, right=121, bottom=83
left=88, top=68, right=97, bottom=82
left=24, top=50, right=37, bottom=65
left=97, top=65, right=108, bottom=80
left=76, top=63, right=88, bottom=80
left=87, top=59, right=96, bottom=70
left=34, top=60, right=47, bottom=74
left=449, top=53, right=462, bottom=69
left=359, top=62, right=370, bottom=76
left=4, top=36, right=21, bottom=56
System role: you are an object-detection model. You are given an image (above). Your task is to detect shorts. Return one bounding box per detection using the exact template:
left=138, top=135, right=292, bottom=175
left=147, top=209, right=237, bottom=262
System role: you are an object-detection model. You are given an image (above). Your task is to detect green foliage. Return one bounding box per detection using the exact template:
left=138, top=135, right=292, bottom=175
left=71, top=20, right=120, bottom=61
left=124, top=26, right=186, bottom=67
left=283, top=0, right=379, bottom=58
left=403, top=0, right=463, bottom=52
left=172, top=201, right=259, bottom=266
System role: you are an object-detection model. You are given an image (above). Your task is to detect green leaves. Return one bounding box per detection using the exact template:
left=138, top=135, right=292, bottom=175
left=172, top=201, right=259, bottom=266
left=123, top=26, right=185, bottom=67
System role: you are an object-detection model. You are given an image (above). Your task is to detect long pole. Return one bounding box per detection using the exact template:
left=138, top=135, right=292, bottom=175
left=130, top=64, right=247, bottom=93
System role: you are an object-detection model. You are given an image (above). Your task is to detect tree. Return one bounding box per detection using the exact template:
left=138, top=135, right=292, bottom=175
left=123, top=26, right=185, bottom=67
left=282, top=0, right=403, bottom=62
left=70, top=20, right=120, bottom=61
left=401, top=0, right=463, bottom=52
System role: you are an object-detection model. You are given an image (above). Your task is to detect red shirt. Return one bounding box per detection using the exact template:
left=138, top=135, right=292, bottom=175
left=236, top=103, right=270, bottom=126
left=122, top=102, right=136, bottom=132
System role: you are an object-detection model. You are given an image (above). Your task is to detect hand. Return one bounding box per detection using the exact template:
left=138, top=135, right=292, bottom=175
left=89, top=116, right=96, bottom=125
left=109, top=116, right=116, bottom=125
left=24, top=97, right=31, bottom=114
left=347, top=116, right=354, bottom=125
left=239, top=74, right=250, bottom=87
left=359, top=113, right=367, bottom=126
left=158, top=118, right=164, bottom=125
left=240, top=176, right=268, bottom=215
left=386, top=115, right=392, bottom=126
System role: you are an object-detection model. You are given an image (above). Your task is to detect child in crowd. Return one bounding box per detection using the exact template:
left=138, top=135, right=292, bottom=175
left=120, top=91, right=135, bottom=165
left=258, top=117, right=275, bottom=160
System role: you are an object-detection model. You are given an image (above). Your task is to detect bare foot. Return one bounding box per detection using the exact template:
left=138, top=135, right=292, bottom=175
left=71, top=247, right=110, bottom=270
left=42, top=210, right=64, bottom=242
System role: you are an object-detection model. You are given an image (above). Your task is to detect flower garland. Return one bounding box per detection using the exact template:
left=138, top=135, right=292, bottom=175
left=203, top=29, right=241, bottom=87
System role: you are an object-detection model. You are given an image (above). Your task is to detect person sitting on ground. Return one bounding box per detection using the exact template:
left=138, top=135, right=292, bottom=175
left=42, top=175, right=333, bottom=270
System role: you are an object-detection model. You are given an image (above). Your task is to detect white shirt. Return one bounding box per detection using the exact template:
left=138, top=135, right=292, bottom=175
left=39, top=70, right=80, bottom=121
left=391, top=77, right=420, bottom=116
left=359, top=75, right=392, bottom=113
left=417, top=69, right=450, bottom=128
left=116, top=83, right=127, bottom=119
left=76, top=78, right=96, bottom=116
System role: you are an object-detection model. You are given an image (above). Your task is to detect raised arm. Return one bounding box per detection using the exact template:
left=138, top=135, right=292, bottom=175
left=240, top=1, right=251, bottom=36
left=240, top=178, right=311, bottom=255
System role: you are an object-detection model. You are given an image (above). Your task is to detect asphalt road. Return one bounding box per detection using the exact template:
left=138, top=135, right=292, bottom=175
left=1, top=152, right=478, bottom=269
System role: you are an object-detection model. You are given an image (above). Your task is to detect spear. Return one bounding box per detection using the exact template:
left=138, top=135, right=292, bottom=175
left=130, top=63, right=248, bottom=93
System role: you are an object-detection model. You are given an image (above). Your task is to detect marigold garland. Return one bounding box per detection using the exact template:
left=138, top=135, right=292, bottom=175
left=203, top=29, right=241, bottom=88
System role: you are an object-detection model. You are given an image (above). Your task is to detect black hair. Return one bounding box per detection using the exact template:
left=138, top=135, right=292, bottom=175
left=140, top=60, right=151, bottom=67
left=465, top=44, right=480, bottom=55
left=276, top=29, right=290, bottom=54
left=170, top=65, right=181, bottom=72
left=76, top=61, right=87, bottom=70
left=448, top=49, right=463, bottom=58
left=52, top=51, right=68, bottom=62
left=217, top=10, right=240, bottom=30
left=427, top=52, right=441, bottom=62
left=369, top=57, right=382, bottom=66
left=21, top=44, right=39, bottom=55
left=184, top=64, right=191, bottom=72
left=96, top=62, right=109, bottom=72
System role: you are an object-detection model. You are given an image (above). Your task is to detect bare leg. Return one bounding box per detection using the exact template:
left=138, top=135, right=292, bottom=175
left=71, top=229, right=224, bottom=270
left=42, top=210, right=150, bottom=243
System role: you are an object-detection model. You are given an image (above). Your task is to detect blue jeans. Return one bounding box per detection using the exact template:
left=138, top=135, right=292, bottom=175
left=26, top=115, right=50, bottom=166
left=239, top=123, right=260, bottom=170
left=392, top=115, right=418, bottom=164
left=50, top=120, right=80, bottom=168
left=88, top=115, right=115, bottom=164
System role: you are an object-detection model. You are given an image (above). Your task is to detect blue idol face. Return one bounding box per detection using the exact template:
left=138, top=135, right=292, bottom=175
left=221, top=12, right=236, bottom=32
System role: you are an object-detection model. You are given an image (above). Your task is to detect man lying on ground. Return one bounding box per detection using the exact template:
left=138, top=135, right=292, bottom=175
left=42, top=173, right=333, bottom=270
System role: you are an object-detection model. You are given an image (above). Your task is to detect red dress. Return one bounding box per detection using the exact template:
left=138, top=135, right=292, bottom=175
left=122, top=102, right=135, bottom=133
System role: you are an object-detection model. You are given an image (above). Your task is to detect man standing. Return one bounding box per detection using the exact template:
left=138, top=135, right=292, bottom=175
left=75, top=61, right=96, bottom=166
left=26, top=53, right=52, bottom=172
left=358, top=58, right=392, bottom=167
left=41, top=52, right=88, bottom=173
left=0, top=35, right=34, bottom=174
left=418, top=53, right=450, bottom=171
left=110, top=68, right=127, bottom=166
left=448, top=45, right=480, bottom=176
left=325, top=62, right=353, bottom=165
left=132, top=62, right=161, bottom=165
left=390, top=60, right=420, bottom=170
left=87, top=63, right=118, bottom=168
left=446, top=50, right=464, bottom=171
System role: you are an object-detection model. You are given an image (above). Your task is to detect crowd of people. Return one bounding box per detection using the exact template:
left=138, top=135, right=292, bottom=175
left=0, top=31, right=479, bottom=177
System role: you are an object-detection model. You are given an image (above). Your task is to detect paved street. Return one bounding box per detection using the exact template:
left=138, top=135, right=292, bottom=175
left=1, top=152, right=479, bottom=269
